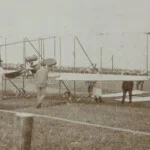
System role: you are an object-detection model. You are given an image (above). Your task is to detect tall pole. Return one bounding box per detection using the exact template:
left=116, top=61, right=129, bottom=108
left=42, top=39, right=45, bottom=59
left=100, top=47, right=103, bottom=71
left=38, top=37, right=41, bottom=61
left=0, top=46, right=3, bottom=98
left=54, top=37, right=56, bottom=59
left=23, top=38, right=26, bottom=89
left=59, top=37, right=62, bottom=73
left=112, top=55, right=114, bottom=71
left=147, top=33, right=149, bottom=75
left=40, top=37, right=43, bottom=60
left=4, top=37, right=7, bottom=95
left=73, top=37, right=76, bottom=98
left=59, top=37, right=61, bottom=95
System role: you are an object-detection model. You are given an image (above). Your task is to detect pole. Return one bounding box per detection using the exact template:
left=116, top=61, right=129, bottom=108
left=23, top=38, right=26, bottom=89
left=38, top=37, right=41, bottom=61
left=112, top=55, right=114, bottom=71
left=4, top=37, right=7, bottom=95
left=12, top=113, right=34, bottom=150
left=59, top=37, right=61, bottom=95
left=100, top=47, right=103, bottom=92
left=147, top=33, right=149, bottom=75
left=25, top=38, right=43, bottom=61
left=43, top=39, right=45, bottom=59
left=100, top=47, right=103, bottom=71
left=75, top=36, right=97, bottom=71
left=73, top=37, right=76, bottom=98
left=0, top=46, right=3, bottom=98
left=41, top=37, right=43, bottom=61
left=54, top=37, right=56, bottom=59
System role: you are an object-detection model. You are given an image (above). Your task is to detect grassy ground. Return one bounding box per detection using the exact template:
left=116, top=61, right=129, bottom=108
left=0, top=96, right=150, bottom=150
left=0, top=78, right=150, bottom=149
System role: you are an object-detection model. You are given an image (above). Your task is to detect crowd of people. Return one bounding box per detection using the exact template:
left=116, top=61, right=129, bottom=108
left=53, top=66, right=148, bottom=76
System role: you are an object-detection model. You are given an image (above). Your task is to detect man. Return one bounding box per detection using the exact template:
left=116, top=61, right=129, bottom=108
left=63, top=91, right=72, bottom=105
left=35, top=61, right=48, bottom=108
left=0, top=65, right=4, bottom=84
left=87, top=81, right=95, bottom=97
left=136, top=81, right=144, bottom=91
left=122, top=81, right=134, bottom=104
left=0, top=60, right=4, bottom=99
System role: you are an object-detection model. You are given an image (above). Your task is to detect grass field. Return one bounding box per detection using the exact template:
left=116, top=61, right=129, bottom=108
left=0, top=78, right=150, bottom=149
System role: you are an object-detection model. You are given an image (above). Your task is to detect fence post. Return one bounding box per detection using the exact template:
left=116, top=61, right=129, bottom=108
left=12, top=113, right=34, bottom=150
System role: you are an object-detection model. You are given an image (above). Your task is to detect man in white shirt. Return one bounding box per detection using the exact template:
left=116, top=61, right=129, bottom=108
left=35, top=61, right=48, bottom=108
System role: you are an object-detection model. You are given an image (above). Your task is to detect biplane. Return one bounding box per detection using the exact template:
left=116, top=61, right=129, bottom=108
left=2, top=61, right=150, bottom=102
left=2, top=53, right=150, bottom=102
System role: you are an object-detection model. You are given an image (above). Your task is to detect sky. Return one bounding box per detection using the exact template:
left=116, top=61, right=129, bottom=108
left=0, top=0, right=150, bottom=70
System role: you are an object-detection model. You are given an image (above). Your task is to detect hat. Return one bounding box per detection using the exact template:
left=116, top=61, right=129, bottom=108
left=40, top=61, right=46, bottom=66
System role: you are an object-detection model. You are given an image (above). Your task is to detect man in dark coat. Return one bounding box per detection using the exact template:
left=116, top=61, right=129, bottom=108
left=122, top=81, right=134, bottom=104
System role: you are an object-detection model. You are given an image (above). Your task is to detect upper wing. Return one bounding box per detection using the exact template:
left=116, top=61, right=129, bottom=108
left=49, top=73, right=149, bottom=81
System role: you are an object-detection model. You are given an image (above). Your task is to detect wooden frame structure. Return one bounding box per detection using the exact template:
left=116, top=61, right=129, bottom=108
left=0, top=33, right=149, bottom=99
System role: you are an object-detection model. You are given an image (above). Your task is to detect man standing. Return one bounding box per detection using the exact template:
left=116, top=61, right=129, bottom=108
left=136, top=81, right=144, bottom=91
left=0, top=60, right=4, bottom=99
left=35, top=61, right=48, bottom=108
left=122, top=81, right=134, bottom=104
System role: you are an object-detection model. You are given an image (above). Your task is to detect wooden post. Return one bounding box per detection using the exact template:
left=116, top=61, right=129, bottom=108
left=13, top=113, right=34, bottom=150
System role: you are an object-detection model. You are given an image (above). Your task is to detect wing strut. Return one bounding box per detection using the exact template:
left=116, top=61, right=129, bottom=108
left=60, top=80, right=74, bottom=98
left=75, top=36, right=97, bottom=71
left=25, top=38, right=44, bottom=61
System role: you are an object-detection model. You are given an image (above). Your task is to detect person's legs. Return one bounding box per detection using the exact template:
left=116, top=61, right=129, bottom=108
left=98, top=96, right=103, bottom=102
left=136, top=82, right=139, bottom=90
left=94, top=96, right=98, bottom=102
left=36, top=87, right=42, bottom=108
left=88, top=85, right=93, bottom=97
left=0, top=79, right=3, bottom=100
left=122, top=90, right=127, bottom=104
left=140, top=81, right=144, bottom=91
left=40, top=87, right=46, bottom=103
left=129, top=90, right=132, bottom=103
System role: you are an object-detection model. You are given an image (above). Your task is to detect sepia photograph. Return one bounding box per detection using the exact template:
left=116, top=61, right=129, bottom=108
left=0, top=0, right=150, bottom=150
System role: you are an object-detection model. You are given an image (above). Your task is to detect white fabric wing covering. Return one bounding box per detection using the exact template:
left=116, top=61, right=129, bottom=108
left=50, top=73, right=149, bottom=81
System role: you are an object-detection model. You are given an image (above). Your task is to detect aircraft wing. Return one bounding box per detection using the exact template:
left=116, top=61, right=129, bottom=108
left=49, top=73, right=150, bottom=81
